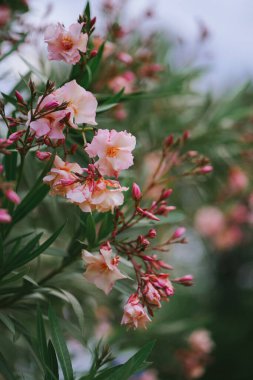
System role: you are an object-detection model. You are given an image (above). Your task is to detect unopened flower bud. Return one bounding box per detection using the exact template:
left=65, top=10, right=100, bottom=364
left=15, top=91, right=24, bottom=104
left=36, top=151, right=52, bottom=161
left=5, top=189, right=21, bottom=205
left=161, top=188, right=173, bottom=199
left=136, top=207, right=160, bottom=221
left=147, top=229, right=157, bottom=238
left=183, top=130, right=190, bottom=141
left=90, top=49, right=98, bottom=58
left=0, top=208, right=11, bottom=223
left=197, top=165, right=213, bottom=174
left=90, top=16, right=96, bottom=27
left=173, top=274, right=194, bottom=286
left=8, top=130, right=25, bottom=142
left=172, top=227, right=186, bottom=239
left=132, top=183, right=142, bottom=200
left=42, top=100, right=59, bottom=110
left=0, top=164, right=3, bottom=174
left=138, top=235, right=150, bottom=247
left=164, top=135, right=174, bottom=147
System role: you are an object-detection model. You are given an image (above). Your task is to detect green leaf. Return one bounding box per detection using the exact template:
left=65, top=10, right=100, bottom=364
left=4, top=152, right=18, bottom=181
left=48, top=340, right=59, bottom=380
left=0, top=352, right=17, bottom=380
left=60, top=290, right=85, bottom=335
left=0, top=313, right=16, bottom=335
left=86, top=214, right=97, bottom=248
left=11, top=156, right=54, bottom=225
left=96, top=89, right=124, bottom=114
left=98, top=213, right=114, bottom=241
left=84, top=1, right=91, bottom=20
left=102, top=341, right=155, bottom=380
left=37, top=307, right=49, bottom=369
left=48, top=306, right=74, bottom=380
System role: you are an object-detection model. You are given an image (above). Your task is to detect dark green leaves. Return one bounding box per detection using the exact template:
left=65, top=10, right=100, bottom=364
left=93, top=341, right=155, bottom=380
left=48, top=305, right=74, bottom=380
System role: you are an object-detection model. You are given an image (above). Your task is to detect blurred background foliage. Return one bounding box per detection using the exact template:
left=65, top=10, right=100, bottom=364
left=0, top=1, right=252, bottom=379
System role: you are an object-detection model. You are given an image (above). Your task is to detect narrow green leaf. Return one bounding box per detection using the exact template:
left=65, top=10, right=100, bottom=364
left=4, top=152, right=18, bottom=181
left=86, top=214, right=96, bottom=248
left=60, top=290, right=85, bottom=335
left=0, top=352, right=16, bottom=380
left=36, top=307, right=49, bottom=368
left=48, top=340, right=59, bottom=380
left=48, top=306, right=74, bottom=380
left=98, top=213, right=114, bottom=241
left=105, top=341, right=155, bottom=380
left=0, top=313, right=16, bottom=335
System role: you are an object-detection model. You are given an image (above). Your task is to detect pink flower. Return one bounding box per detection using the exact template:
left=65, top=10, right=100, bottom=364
left=67, top=177, right=127, bottom=213
left=85, top=129, right=136, bottom=177
left=188, top=329, right=214, bottom=354
left=228, top=166, right=248, bottom=193
left=143, top=282, right=161, bottom=308
left=43, top=155, right=83, bottom=196
left=44, top=22, right=88, bottom=64
left=5, top=189, right=21, bottom=205
left=194, top=207, right=225, bottom=237
left=89, top=178, right=128, bottom=213
left=0, top=209, right=11, bottom=223
left=108, top=72, right=136, bottom=94
left=121, top=294, right=151, bottom=329
left=29, top=94, right=67, bottom=140
left=82, top=247, right=126, bottom=294
left=55, top=80, right=97, bottom=126
left=36, top=151, right=52, bottom=161
left=92, top=36, right=115, bottom=58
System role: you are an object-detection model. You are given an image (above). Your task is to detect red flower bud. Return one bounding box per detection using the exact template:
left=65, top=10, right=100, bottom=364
left=35, top=151, right=52, bottom=161
left=173, top=274, right=193, bottom=286
left=147, top=229, right=157, bottom=238
left=90, top=49, right=98, bottom=58
left=15, top=91, right=25, bottom=104
left=172, top=227, right=186, bottom=240
left=132, top=183, right=142, bottom=200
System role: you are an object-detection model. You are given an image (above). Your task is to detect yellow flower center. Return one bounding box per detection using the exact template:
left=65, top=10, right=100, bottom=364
left=61, top=36, right=74, bottom=51
left=106, top=146, right=119, bottom=157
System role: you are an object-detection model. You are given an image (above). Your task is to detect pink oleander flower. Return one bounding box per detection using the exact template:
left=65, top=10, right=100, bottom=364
left=5, top=189, right=21, bottom=205
left=90, top=178, right=128, bottom=213
left=66, top=180, right=94, bottom=212
left=228, top=166, right=248, bottom=193
left=108, top=71, right=136, bottom=94
left=143, top=281, right=161, bottom=308
left=44, top=22, right=88, bottom=64
left=188, top=329, right=214, bottom=354
left=55, top=80, right=97, bottom=126
left=0, top=208, right=11, bottom=223
left=67, top=177, right=127, bottom=213
left=121, top=294, right=151, bottom=329
left=82, top=247, right=126, bottom=294
left=194, top=206, right=225, bottom=238
left=92, top=36, right=115, bottom=58
left=29, top=94, right=67, bottom=140
left=85, top=129, right=136, bottom=177
left=43, top=155, right=83, bottom=196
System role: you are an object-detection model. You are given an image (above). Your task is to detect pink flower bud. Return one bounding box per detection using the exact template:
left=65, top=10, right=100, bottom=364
left=183, top=130, right=190, bottom=140
left=157, top=260, right=174, bottom=270
left=0, top=208, right=11, bottom=223
left=122, top=71, right=135, bottom=82
left=137, top=207, right=160, bottom=221
left=42, top=100, right=59, bottom=110
left=117, top=52, right=133, bottom=64
left=36, top=151, right=52, bottom=161
left=161, top=188, right=173, bottom=199
left=147, top=229, right=157, bottom=238
left=173, top=274, right=194, bottom=286
left=90, top=49, right=98, bottom=58
left=15, top=91, right=24, bottom=104
left=0, top=164, right=3, bottom=174
left=164, top=134, right=174, bottom=147
left=132, top=183, right=142, bottom=200
left=5, top=189, right=21, bottom=205
left=90, top=17, right=96, bottom=27
left=198, top=165, right=213, bottom=174
left=8, top=130, right=25, bottom=142
left=138, top=235, right=150, bottom=247
left=172, top=227, right=186, bottom=240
